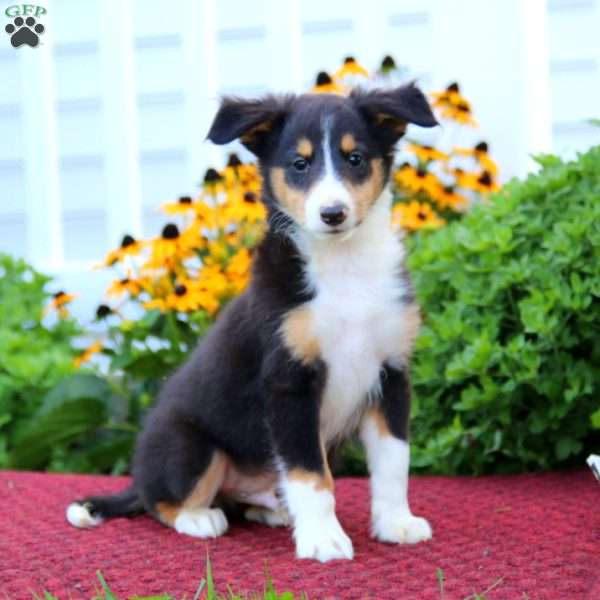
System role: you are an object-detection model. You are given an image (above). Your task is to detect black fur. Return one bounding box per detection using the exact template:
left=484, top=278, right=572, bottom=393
left=378, top=365, right=412, bottom=440
left=71, top=84, right=436, bottom=523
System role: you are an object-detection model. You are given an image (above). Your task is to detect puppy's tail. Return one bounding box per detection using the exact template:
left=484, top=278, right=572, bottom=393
left=66, top=485, right=144, bottom=529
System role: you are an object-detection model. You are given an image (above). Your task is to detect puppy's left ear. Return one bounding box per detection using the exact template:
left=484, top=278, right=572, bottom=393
left=352, top=83, right=438, bottom=146
left=206, top=95, right=293, bottom=157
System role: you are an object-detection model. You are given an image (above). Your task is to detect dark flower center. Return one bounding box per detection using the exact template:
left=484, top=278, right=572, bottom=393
left=417, top=211, right=427, bottom=220
left=121, top=234, right=135, bottom=248
left=422, top=145, right=433, bottom=151
left=416, top=169, right=427, bottom=178
left=478, top=171, right=493, bottom=186
left=447, top=82, right=460, bottom=92
left=475, top=141, right=489, bottom=153
left=120, top=278, right=130, bottom=285
left=316, top=71, right=333, bottom=86
left=178, top=196, right=192, bottom=204
left=344, top=56, right=356, bottom=64
left=96, top=304, right=112, bottom=319
left=444, top=185, right=455, bottom=194
left=457, top=102, right=470, bottom=112
left=53, top=290, right=65, bottom=299
left=203, top=168, right=222, bottom=183
left=244, top=192, right=257, bottom=203
left=175, top=284, right=187, bottom=296
left=227, top=153, right=242, bottom=167
left=162, top=223, right=180, bottom=239
left=381, top=55, right=396, bottom=69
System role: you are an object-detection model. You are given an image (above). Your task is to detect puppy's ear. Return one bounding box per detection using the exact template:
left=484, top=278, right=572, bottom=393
left=206, top=95, right=293, bottom=156
left=352, top=83, right=438, bottom=146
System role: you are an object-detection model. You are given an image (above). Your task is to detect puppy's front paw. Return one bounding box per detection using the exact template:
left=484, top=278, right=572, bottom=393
left=372, top=511, right=432, bottom=544
left=174, top=507, right=229, bottom=538
left=294, top=516, right=354, bottom=562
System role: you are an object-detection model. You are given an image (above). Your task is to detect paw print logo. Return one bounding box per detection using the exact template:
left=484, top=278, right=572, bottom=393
left=5, top=16, right=45, bottom=48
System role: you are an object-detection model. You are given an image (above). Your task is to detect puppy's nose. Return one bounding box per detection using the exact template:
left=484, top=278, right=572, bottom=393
left=320, top=203, right=348, bottom=227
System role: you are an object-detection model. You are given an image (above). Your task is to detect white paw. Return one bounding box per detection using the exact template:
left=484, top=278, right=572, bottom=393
left=244, top=506, right=290, bottom=528
left=66, top=502, right=103, bottom=528
left=174, top=508, right=228, bottom=538
left=294, top=516, right=354, bottom=562
left=372, top=511, right=432, bottom=544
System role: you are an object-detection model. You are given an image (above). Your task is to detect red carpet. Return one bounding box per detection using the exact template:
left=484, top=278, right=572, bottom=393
left=0, top=470, right=598, bottom=599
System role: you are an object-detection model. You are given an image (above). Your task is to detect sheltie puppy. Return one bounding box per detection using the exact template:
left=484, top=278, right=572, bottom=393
left=67, top=83, right=438, bottom=562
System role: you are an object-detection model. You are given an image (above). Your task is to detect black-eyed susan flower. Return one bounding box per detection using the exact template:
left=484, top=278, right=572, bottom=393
left=221, top=154, right=247, bottom=189
left=226, top=248, right=252, bottom=294
left=379, top=55, right=397, bottom=75
left=107, top=277, right=144, bottom=298
left=202, top=168, right=226, bottom=204
left=311, top=72, right=345, bottom=95
left=395, top=165, right=441, bottom=196
left=144, top=280, right=220, bottom=315
left=440, top=100, right=477, bottom=126
left=472, top=171, right=500, bottom=194
left=95, top=304, right=114, bottom=320
left=430, top=82, right=461, bottom=105
left=433, top=185, right=468, bottom=212
left=197, top=264, right=229, bottom=297
left=150, top=223, right=196, bottom=262
left=225, top=191, right=267, bottom=224
left=431, top=82, right=477, bottom=126
left=74, top=340, right=102, bottom=368
left=170, top=281, right=216, bottom=313
left=454, top=169, right=500, bottom=194
left=46, top=290, right=77, bottom=317
left=406, top=143, right=449, bottom=163
left=99, top=234, right=144, bottom=267
left=392, top=201, right=445, bottom=231
left=334, top=56, right=369, bottom=80
left=455, top=141, right=498, bottom=176
left=162, top=195, right=196, bottom=215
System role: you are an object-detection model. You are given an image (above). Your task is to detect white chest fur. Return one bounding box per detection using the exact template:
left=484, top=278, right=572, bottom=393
left=297, top=193, right=410, bottom=444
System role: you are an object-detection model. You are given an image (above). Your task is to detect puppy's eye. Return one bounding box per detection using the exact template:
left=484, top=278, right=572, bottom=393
left=292, top=157, right=309, bottom=172
left=347, top=151, right=363, bottom=167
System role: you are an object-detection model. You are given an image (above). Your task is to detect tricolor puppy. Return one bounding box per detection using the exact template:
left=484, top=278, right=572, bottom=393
left=67, top=84, right=437, bottom=562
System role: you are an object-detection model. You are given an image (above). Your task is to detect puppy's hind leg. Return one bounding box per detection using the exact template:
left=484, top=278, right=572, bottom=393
left=154, top=450, right=230, bottom=539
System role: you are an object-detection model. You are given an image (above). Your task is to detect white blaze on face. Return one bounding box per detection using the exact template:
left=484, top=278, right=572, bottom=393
left=304, top=121, right=356, bottom=234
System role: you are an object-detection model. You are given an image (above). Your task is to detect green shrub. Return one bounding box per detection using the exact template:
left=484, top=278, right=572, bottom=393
left=407, top=146, right=600, bottom=474
left=0, top=254, right=135, bottom=473
left=0, top=254, right=80, bottom=467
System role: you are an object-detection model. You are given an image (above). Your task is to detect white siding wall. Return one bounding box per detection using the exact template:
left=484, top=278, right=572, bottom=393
left=0, top=0, right=598, bottom=316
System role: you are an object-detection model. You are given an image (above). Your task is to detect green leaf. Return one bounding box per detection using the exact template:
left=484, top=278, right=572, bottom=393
left=590, top=408, right=600, bottom=429
left=7, top=397, right=105, bottom=469
left=37, top=373, right=113, bottom=417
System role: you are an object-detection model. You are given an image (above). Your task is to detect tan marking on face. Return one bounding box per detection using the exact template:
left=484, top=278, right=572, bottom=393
left=296, top=137, right=313, bottom=158
left=344, top=157, right=385, bottom=222
left=364, top=407, right=391, bottom=438
left=398, top=302, right=421, bottom=363
left=340, top=133, right=357, bottom=153
left=280, top=306, right=319, bottom=364
left=154, top=452, right=228, bottom=526
left=270, top=167, right=307, bottom=223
